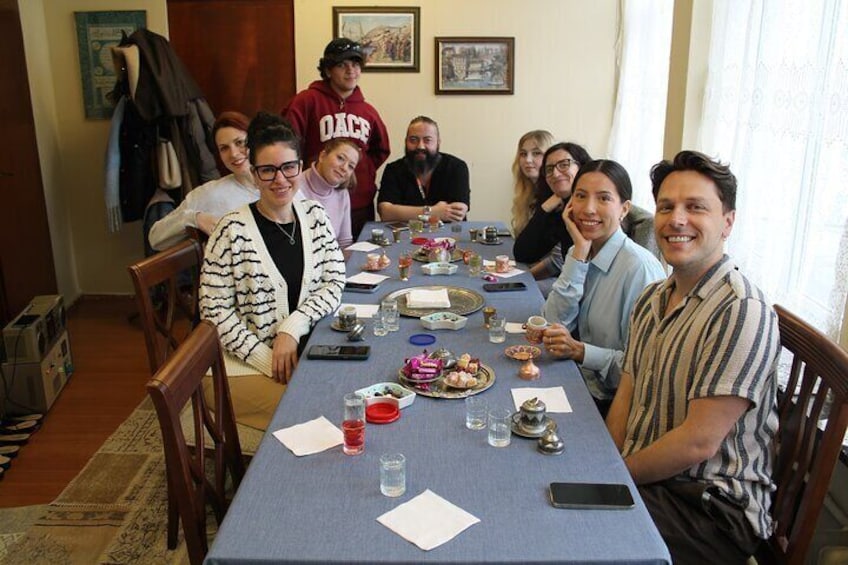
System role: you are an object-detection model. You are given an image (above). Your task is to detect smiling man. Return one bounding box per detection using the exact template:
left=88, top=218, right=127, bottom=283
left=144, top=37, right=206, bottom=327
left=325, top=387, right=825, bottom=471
left=377, top=115, right=470, bottom=222
left=605, top=150, right=780, bottom=564
left=283, top=38, right=390, bottom=238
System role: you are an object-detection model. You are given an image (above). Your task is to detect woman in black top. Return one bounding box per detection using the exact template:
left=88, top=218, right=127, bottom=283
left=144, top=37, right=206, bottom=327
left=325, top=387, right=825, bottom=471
left=513, top=142, right=592, bottom=268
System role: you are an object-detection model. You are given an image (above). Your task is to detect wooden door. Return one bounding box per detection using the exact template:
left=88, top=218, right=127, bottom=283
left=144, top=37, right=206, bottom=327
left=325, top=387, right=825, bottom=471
left=166, top=0, right=296, bottom=119
left=0, top=0, right=57, bottom=326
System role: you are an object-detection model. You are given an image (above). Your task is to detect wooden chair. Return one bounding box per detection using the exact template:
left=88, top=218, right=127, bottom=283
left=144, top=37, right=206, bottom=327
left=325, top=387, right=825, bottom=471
left=146, top=320, right=245, bottom=565
left=128, top=239, right=204, bottom=375
left=759, top=305, right=848, bottom=564
left=128, top=239, right=203, bottom=548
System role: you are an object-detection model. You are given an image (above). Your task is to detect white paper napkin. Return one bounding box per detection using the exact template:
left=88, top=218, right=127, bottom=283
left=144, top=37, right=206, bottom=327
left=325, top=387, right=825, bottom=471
left=377, top=489, right=480, bottom=550
left=335, top=303, right=380, bottom=318
left=406, top=288, right=451, bottom=308
left=511, top=386, right=572, bottom=413
left=272, top=416, right=343, bottom=456
left=505, top=322, right=525, bottom=334
left=347, top=272, right=389, bottom=284
left=347, top=241, right=381, bottom=252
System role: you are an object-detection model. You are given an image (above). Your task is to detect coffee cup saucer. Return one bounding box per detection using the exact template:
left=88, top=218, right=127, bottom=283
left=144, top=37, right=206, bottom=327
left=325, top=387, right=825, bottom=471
left=510, top=413, right=557, bottom=438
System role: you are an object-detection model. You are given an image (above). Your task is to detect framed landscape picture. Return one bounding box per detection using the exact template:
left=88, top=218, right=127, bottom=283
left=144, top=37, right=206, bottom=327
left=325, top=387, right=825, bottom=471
left=435, top=37, right=515, bottom=95
left=332, top=6, right=420, bottom=72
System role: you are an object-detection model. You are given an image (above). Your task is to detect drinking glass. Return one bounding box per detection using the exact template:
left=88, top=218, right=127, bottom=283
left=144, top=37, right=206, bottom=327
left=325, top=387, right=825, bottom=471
left=482, top=306, right=496, bottom=328
left=428, top=214, right=440, bottom=232
left=373, top=317, right=388, bottom=336
left=487, top=407, right=512, bottom=447
left=451, top=222, right=462, bottom=234
left=398, top=252, right=413, bottom=281
left=409, top=218, right=424, bottom=235
left=381, top=297, right=400, bottom=332
left=379, top=453, right=406, bottom=497
left=465, top=396, right=488, bottom=430
left=488, top=315, right=506, bottom=343
left=468, top=252, right=482, bottom=276
left=342, top=393, right=365, bottom=455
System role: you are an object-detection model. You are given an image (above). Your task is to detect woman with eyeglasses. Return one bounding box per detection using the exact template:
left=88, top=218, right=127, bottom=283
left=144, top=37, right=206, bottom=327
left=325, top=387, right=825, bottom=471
left=513, top=141, right=592, bottom=272
left=541, top=160, right=665, bottom=417
left=296, top=138, right=361, bottom=250
left=149, top=111, right=258, bottom=250
left=200, top=111, right=345, bottom=431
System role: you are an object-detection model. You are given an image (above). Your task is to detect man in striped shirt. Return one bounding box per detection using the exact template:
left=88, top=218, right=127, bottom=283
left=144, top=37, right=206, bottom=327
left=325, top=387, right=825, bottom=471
left=606, top=151, right=779, bottom=564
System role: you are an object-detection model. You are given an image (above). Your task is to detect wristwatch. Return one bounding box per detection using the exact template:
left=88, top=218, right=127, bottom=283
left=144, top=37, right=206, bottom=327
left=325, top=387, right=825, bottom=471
left=422, top=205, right=431, bottom=216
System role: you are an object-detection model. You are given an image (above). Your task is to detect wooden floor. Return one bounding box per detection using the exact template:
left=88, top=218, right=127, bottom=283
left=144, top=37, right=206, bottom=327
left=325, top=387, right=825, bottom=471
left=0, top=296, right=150, bottom=507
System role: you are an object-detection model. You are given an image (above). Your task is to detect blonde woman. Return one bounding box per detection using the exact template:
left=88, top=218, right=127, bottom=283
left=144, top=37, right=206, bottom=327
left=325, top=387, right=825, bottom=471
left=511, top=130, right=554, bottom=235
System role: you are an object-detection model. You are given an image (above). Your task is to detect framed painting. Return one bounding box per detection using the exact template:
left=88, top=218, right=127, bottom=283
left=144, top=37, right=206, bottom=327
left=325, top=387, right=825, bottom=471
left=74, top=10, right=147, bottom=119
left=332, top=6, right=420, bottom=72
left=435, top=37, right=515, bottom=95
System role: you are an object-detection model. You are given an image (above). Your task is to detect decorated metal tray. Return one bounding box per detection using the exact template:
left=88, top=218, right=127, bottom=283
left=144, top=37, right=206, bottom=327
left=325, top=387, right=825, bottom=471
left=382, top=285, right=485, bottom=318
left=398, top=364, right=495, bottom=399
left=412, top=247, right=464, bottom=263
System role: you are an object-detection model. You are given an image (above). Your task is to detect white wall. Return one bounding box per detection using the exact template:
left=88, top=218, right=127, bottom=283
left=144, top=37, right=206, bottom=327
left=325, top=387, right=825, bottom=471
left=23, top=0, right=620, bottom=296
left=295, top=0, right=619, bottom=225
left=19, top=0, right=170, bottom=299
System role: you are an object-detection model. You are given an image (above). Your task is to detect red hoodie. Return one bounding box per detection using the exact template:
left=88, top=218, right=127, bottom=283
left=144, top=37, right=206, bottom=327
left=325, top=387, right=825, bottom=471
left=283, top=80, right=390, bottom=211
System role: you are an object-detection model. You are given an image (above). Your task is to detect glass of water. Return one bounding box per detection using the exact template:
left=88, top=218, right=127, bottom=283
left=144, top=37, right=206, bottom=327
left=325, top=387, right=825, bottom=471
left=381, top=297, right=400, bottom=332
left=379, top=453, right=406, bottom=497
left=488, top=315, right=506, bottom=343
left=487, top=407, right=512, bottom=447
left=465, top=396, right=488, bottom=430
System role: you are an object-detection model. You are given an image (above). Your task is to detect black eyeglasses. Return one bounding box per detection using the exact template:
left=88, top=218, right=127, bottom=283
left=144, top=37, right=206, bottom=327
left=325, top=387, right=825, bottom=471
left=544, top=159, right=578, bottom=177
left=253, top=160, right=302, bottom=181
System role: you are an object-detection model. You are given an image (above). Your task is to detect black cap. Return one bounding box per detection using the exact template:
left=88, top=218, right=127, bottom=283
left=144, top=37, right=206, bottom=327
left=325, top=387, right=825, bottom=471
left=323, top=38, right=364, bottom=64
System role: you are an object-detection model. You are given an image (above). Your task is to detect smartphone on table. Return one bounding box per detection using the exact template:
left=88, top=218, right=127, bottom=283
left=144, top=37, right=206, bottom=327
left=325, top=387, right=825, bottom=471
left=482, top=282, right=527, bottom=292
left=344, top=282, right=381, bottom=294
left=306, top=345, right=371, bottom=361
left=549, top=482, right=635, bottom=509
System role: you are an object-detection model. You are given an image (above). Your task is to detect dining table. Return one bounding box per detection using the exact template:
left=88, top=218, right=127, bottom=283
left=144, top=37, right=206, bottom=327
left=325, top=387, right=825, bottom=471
left=204, top=220, right=671, bottom=565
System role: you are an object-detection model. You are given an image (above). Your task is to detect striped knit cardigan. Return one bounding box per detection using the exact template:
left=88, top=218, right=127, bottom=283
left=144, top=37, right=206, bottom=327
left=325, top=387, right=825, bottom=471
left=200, top=199, right=345, bottom=377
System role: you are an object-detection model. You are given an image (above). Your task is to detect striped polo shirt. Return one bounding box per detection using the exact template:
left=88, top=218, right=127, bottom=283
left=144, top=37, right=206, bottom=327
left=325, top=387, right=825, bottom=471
left=621, top=255, right=780, bottom=538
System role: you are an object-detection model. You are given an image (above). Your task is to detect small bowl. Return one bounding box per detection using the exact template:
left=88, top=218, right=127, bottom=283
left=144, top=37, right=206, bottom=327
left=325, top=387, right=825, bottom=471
left=365, top=397, right=400, bottom=424
left=422, top=262, right=458, bottom=276
left=355, top=382, right=416, bottom=409
left=420, top=312, right=468, bottom=331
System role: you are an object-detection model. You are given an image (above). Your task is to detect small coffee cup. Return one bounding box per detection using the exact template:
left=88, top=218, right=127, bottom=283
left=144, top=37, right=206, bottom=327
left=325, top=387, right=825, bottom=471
left=338, top=306, right=357, bottom=331
left=525, top=315, right=548, bottom=345
left=484, top=226, right=498, bottom=243
left=495, top=255, right=510, bottom=273
left=366, top=253, right=381, bottom=270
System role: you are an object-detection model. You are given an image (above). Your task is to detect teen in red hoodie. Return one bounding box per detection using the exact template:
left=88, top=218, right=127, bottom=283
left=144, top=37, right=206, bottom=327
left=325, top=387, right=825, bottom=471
left=283, top=38, right=390, bottom=238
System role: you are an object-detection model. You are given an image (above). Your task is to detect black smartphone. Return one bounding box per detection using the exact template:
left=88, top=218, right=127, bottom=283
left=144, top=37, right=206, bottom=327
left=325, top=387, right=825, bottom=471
left=482, top=282, right=527, bottom=292
left=306, top=345, right=371, bottom=361
left=385, top=221, right=409, bottom=231
left=549, top=482, right=635, bottom=509
left=497, top=229, right=512, bottom=237
left=344, top=282, right=380, bottom=294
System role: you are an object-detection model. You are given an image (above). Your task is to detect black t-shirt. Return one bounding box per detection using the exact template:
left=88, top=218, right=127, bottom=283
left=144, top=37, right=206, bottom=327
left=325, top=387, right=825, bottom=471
left=250, top=203, right=304, bottom=324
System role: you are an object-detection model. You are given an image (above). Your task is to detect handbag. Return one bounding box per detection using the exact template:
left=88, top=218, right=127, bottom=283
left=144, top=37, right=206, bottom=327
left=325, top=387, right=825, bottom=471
left=156, top=137, right=182, bottom=189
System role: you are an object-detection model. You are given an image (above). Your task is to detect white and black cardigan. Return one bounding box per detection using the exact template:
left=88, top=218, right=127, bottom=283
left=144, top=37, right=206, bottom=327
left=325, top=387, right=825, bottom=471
left=200, top=199, right=345, bottom=377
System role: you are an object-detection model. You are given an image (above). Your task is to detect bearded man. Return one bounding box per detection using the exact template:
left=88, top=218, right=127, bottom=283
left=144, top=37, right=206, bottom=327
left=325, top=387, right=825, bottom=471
left=377, top=116, right=470, bottom=222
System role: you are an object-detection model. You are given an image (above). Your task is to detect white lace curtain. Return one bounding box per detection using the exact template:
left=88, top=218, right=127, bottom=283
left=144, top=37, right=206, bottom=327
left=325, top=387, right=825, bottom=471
left=606, top=0, right=673, bottom=211
left=699, top=0, right=848, bottom=339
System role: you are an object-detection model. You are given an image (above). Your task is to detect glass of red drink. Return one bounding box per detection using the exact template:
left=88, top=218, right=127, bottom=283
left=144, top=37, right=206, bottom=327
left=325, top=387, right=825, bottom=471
left=342, top=393, right=365, bottom=455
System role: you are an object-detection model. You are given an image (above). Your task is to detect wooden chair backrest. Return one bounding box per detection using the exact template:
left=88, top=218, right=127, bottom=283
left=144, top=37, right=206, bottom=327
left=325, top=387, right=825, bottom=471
left=128, top=239, right=204, bottom=374
left=146, top=320, right=245, bottom=565
left=765, top=305, right=848, bottom=564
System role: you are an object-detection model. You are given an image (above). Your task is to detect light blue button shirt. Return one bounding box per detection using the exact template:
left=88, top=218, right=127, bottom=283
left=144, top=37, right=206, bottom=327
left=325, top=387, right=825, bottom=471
left=542, top=228, right=666, bottom=400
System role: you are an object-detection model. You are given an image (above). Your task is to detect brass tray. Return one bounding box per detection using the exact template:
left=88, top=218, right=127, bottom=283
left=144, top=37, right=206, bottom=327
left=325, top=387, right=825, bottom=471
left=412, top=247, right=464, bottom=263
left=382, top=285, right=485, bottom=318
left=398, top=364, right=495, bottom=399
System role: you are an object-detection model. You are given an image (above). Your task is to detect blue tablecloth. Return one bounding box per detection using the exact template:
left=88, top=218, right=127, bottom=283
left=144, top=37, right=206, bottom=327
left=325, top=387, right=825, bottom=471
left=205, top=221, right=670, bottom=564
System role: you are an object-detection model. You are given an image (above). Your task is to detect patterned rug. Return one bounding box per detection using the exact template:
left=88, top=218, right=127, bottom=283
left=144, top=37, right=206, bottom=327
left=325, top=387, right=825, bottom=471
left=0, top=397, right=201, bottom=565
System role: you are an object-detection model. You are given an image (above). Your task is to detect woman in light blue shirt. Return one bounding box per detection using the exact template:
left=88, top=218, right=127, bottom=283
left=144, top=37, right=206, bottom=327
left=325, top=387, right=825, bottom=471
left=541, top=160, right=665, bottom=414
